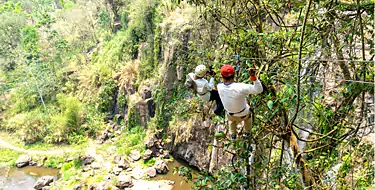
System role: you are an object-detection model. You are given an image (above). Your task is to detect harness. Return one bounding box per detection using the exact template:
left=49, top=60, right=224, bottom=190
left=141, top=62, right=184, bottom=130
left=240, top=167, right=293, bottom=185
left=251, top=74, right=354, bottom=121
left=197, top=91, right=209, bottom=96
left=228, top=107, right=246, bottom=117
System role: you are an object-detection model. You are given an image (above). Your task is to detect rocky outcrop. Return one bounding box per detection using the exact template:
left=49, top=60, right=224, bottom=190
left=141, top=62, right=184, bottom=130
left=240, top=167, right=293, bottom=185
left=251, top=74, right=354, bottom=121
left=116, top=175, right=133, bottom=189
left=154, top=160, right=169, bottom=174
left=169, top=117, right=232, bottom=172
left=15, top=154, right=31, bottom=168
left=33, top=176, right=54, bottom=190
left=129, top=150, right=141, bottom=161
left=146, top=167, right=157, bottom=178
left=82, top=156, right=95, bottom=165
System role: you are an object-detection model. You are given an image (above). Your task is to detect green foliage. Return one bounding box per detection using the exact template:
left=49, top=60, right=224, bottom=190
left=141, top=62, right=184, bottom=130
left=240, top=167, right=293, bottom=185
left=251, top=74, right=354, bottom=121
left=0, top=12, right=26, bottom=70
left=0, top=1, right=23, bottom=13
left=44, top=156, right=65, bottom=168
left=97, top=10, right=111, bottom=28
left=115, top=125, right=146, bottom=155
left=21, top=26, right=40, bottom=55
left=45, top=94, right=83, bottom=143
left=96, top=80, right=117, bottom=113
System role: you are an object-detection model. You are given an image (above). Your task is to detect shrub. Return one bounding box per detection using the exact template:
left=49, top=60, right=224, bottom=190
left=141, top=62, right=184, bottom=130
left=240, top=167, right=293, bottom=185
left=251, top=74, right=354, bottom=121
left=44, top=94, right=83, bottom=144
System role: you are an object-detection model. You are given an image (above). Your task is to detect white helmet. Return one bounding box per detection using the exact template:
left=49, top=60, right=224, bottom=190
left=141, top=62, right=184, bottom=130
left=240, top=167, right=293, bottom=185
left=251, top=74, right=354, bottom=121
left=195, top=64, right=207, bottom=77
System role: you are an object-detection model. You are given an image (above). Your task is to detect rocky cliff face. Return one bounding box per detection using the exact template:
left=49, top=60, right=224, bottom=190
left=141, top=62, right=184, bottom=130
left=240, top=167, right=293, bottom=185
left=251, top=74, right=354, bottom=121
left=169, top=117, right=232, bottom=172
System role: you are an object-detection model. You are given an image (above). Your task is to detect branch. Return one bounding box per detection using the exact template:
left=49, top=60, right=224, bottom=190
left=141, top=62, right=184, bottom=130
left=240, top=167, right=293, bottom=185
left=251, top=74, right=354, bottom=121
left=290, top=0, right=313, bottom=126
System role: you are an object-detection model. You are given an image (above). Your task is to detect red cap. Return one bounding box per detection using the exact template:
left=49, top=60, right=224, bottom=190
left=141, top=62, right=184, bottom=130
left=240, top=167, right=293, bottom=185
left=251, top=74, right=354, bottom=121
left=220, top=65, right=235, bottom=77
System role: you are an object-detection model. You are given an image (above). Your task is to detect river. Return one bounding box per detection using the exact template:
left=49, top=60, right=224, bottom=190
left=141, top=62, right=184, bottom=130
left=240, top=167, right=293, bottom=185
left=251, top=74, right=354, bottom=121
left=0, top=160, right=193, bottom=190
left=0, top=166, right=59, bottom=190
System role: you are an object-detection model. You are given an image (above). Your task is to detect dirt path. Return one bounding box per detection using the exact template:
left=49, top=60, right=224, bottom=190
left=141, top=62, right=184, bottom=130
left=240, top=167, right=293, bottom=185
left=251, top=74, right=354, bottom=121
left=0, top=138, right=74, bottom=156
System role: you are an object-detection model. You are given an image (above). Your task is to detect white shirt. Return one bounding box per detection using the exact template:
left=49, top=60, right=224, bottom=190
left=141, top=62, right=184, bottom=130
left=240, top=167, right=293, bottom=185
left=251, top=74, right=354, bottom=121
left=185, top=73, right=214, bottom=102
left=217, top=80, right=263, bottom=117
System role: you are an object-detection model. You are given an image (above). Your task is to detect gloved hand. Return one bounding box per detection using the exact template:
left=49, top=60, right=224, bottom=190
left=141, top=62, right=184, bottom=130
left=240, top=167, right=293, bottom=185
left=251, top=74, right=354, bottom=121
left=249, top=68, right=257, bottom=81
left=207, top=65, right=216, bottom=76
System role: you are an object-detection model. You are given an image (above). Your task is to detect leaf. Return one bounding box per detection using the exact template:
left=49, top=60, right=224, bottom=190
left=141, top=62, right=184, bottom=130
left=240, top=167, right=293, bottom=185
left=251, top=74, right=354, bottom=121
left=267, top=100, right=273, bottom=110
left=256, top=115, right=264, bottom=119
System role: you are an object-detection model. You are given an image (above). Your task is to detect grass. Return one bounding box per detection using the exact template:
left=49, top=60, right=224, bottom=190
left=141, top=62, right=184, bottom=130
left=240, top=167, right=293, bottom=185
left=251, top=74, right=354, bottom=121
left=0, top=148, right=22, bottom=166
left=114, top=126, right=146, bottom=155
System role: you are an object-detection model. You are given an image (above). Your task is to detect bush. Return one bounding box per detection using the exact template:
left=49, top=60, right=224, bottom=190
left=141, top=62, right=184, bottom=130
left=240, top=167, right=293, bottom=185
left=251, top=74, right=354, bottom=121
left=44, top=94, right=83, bottom=143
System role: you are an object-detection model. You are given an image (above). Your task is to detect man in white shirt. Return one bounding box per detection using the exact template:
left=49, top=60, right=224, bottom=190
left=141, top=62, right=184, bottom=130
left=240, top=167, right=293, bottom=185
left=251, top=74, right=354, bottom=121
left=185, top=65, right=224, bottom=116
left=217, top=64, right=263, bottom=139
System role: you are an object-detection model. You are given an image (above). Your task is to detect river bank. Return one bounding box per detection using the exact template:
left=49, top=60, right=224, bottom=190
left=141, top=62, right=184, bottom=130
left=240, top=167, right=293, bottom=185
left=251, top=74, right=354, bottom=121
left=0, top=129, right=193, bottom=190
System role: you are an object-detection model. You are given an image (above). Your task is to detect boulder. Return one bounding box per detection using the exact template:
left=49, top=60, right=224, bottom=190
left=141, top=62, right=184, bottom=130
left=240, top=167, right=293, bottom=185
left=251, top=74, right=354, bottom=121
left=129, top=150, right=141, bottom=161
left=145, top=138, right=155, bottom=149
left=143, top=149, right=153, bottom=160
left=146, top=167, right=157, bottom=178
left=161, top=150, right=170, bottom=159
left=15, top=154, right=31, bottom=168
left=82, top=155, right=95, bottom=165
left=96, top=129, right=109, bottom=144
left=29, top=161, right=37, bottom=166
left=73, top=183, right=84, bottom=190
left=154, top=160, right=169, bottom=174
left=33, top=176, right=54, bottom=190
left=113, top=166, right=123, bottom=176
left=116, top=175, right=133, bottom=189
left=98, top=181, right=111, bottom=190
left=118, top=158, right=129, bottom=169
left=113, top=155, right=122, bottom=164
left=91, top=162, right=102, bottom=169
left=88, top=184, right=98, bottom=190
left=131, top=167, right=145, bottom=179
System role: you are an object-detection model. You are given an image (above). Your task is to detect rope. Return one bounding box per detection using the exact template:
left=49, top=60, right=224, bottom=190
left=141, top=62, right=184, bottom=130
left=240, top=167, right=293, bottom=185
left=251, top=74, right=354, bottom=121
left=237, top=56, right=374, bottom=63
left=258, top=71, right=375, bottom=85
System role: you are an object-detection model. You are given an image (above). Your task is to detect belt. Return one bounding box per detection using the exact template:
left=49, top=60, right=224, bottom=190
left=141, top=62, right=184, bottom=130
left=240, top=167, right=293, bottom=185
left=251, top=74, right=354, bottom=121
left=228, top=107, right=246, bottom=116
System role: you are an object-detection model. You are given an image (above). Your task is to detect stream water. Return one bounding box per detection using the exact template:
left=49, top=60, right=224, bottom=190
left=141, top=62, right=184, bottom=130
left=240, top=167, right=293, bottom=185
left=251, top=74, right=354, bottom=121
left=0, top=166, right=59, bottom=190
left=154, top=160, right=194, bottom=190
left=0, top=160, right=193, bottom=190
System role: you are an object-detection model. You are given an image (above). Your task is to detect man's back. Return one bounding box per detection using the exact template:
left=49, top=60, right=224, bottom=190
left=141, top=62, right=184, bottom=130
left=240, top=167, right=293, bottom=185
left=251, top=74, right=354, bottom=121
left=217, top=80, right=263, bottom=117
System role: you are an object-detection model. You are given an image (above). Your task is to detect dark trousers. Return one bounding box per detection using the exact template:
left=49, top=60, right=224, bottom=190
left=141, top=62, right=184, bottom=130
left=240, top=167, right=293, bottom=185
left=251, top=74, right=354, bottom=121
left=210, top=89, right=224, bottom=116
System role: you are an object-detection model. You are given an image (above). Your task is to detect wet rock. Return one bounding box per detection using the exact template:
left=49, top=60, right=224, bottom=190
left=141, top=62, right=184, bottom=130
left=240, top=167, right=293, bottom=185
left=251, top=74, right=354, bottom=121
left=29, top=161, right=37, bottom=166
left=146, top=167, right=157, bottom=178
left=116, top=175, right=133, bottom=189
left=161, top=150, right=170, bottom=159
left=81, top=155, right=95, bottom=165
left=168, top=181, right=175, bottom=185
left=33, top=176, right=54, bottom=190
left=73, top=183, right=84, bottom=190
left=143, top=149, right=153, bottom=160
left=129, top=150, right=141, bottom=161
left=15, top=154, right=31, bottom=168
left=154, top=160, right=169, bottom=174
left=118, top=158, right=129, bottom=169
left=113, top=166, right=123, bottom=176
left=91, top=162, right=102, bottom=169
left=113, top=155, right=122, bottom=164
